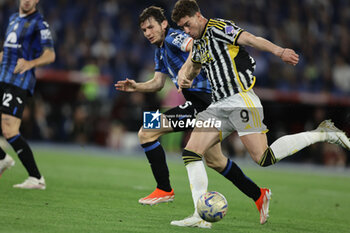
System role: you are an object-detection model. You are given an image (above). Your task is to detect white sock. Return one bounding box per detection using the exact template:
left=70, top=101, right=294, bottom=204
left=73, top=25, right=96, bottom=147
left=271, top=131, right=326, bottom=161
left=185, top=160, right=208, bottom=217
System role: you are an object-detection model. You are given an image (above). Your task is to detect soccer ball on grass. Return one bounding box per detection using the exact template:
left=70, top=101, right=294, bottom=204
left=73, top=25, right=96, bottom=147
left=196, top=191, right=228, bottom=222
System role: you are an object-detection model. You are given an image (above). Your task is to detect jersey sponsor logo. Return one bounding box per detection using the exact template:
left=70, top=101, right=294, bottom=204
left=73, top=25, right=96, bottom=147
left=143, top=110, right=161, bottom=129
left=40, top=29, right=52, bottom=40
left=194, top=39, right=213, bottom=64
left=4, top=32, right=21, bottom=48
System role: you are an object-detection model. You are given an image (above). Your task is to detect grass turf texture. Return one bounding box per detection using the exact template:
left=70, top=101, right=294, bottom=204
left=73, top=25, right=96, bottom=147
left=1, top=148, right=349, bottom=233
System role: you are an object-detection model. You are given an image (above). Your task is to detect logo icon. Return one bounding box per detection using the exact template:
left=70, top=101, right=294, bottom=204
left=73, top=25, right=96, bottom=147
left=143, top=110, right=161, bottom=129
left=16, top=97, right=23, bottom=104
left=40, top=29, right=52, bottom=40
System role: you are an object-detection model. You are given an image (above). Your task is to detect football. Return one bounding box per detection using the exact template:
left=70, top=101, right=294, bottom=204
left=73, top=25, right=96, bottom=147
left=196, top=191, right=228, bottom=222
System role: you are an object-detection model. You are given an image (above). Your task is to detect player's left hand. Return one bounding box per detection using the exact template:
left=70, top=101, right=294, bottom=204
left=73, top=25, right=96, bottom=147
left=280, top=48, right=299, bottom=66
left=14, top=58, right=34, bottom=74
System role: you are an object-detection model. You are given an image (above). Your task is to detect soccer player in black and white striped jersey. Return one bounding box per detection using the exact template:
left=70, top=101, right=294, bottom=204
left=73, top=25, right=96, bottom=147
left=117, top=6, right=272, bottom=227
left=172, top=0, right=350, bottom=221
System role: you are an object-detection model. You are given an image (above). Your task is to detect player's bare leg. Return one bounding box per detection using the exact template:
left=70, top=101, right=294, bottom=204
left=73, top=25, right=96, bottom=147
left=203, top=143, right=227, bottom=172
left=240, top=132, right=268, bottom=164
left=2, top=113, right=45, bottom=189
left=1, top=113, right=21, bottom=139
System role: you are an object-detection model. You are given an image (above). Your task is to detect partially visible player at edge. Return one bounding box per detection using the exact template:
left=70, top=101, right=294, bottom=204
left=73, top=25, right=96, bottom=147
left=115, top=6, right=271, bottom=228
left=171, top=0, right=350, bottom=182
left=0, top=0, right=55, bottom=189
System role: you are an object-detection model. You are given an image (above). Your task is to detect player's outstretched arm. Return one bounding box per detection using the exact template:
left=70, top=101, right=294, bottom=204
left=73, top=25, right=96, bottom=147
left=115, top=72, right=167, bottom=93
left=14, top=48, right=55, bottom=74
left=115, top=78, right=138, bottom=92
left=0, top=51, right=3, bottom=63
left=237, top=31, right=299, bottom=66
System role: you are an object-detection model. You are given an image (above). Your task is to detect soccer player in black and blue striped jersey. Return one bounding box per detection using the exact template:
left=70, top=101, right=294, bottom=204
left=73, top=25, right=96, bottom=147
left=0, top=0, right=55, bottom=189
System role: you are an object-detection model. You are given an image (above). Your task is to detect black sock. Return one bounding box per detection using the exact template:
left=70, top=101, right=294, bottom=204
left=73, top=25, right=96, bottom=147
left=141, top=140, right=172, bottom=192
left=220, top=159, right=261, bottom=201
left=7, top=134, right=41, bottom=179
left=0, top=147, right=6, bottom=159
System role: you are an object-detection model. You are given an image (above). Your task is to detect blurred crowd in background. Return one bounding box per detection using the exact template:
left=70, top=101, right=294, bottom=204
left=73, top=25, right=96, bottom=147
left=0, top=0, right=349, bottom=166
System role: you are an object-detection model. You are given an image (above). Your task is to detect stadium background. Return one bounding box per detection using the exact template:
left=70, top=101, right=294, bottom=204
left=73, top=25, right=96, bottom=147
left=0, top=0, right=349, bottom=166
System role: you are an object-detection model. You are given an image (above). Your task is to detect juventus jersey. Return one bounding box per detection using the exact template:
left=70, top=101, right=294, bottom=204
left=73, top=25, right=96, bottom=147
left=192, top=18, right=256, bottom=102
left=0, top=11, right=54, bottom=95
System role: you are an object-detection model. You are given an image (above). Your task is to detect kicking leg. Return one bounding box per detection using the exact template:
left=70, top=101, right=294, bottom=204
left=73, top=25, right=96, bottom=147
left=241, top=120, right=350, bottom=167
left=270, top=120, right=350, bottom=162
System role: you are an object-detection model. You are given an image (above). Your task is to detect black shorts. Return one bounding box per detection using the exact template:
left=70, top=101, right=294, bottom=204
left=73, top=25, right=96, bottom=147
left=164, top=90, right=212, bottom=132
left=0, top=83, right=28, bottom=119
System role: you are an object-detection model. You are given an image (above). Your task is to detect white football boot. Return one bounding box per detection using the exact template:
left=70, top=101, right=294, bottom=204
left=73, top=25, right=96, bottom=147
left=171, top=213, right=212, bottom=229
left=316, top=119, right=350, bottom=150
left=13, top=176, right=46, bottom=190
left=0, top=154, right=15, bottom=176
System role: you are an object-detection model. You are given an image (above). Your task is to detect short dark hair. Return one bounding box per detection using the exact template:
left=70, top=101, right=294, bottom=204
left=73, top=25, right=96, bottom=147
left=171, top=0, right=200, bottom=23
left=139, top=6, right=167, bottom=26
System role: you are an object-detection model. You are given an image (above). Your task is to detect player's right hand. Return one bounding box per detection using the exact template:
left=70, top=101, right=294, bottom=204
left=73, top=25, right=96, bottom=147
left=280, top=48, right=299, bottom=66
left=115, top=78, right=137, bottom=92
left=177, top=73, right=192, bottom=93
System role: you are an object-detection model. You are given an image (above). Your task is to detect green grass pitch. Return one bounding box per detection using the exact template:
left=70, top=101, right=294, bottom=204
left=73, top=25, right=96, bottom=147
left=1, top=147, right=349, bottom=233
